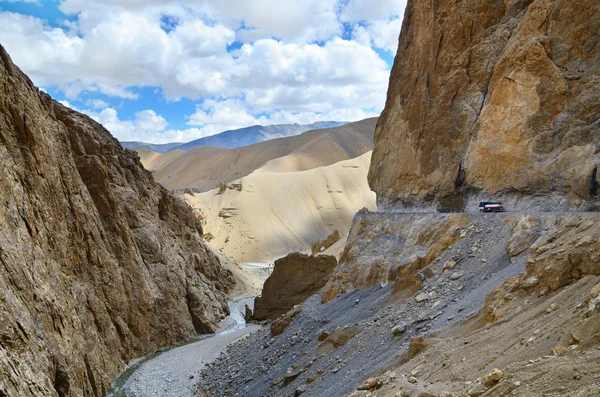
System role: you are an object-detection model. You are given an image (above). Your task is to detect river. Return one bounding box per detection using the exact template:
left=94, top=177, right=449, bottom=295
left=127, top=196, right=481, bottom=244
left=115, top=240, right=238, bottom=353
left=108, top=296, right=261, bottom=397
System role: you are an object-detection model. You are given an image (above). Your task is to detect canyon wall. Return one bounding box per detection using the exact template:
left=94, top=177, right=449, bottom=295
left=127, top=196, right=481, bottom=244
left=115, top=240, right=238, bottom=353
left=369, top=0, right=599, bottom=212
left=0, top=45, right=235, bottom=397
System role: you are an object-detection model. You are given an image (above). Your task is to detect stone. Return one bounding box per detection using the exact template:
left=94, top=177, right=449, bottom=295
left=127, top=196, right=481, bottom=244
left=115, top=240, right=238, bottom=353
left=507, top=216, right=541, bottom=258
left=449, top=272, right=464, bottom=280
left=357, top=377, right=383, bottom=391
left=295, top=386, right=307, bottom=396
left=467, top=383, right=487, bottom=397
left=415, top=293, right=428, bottom=302
left=408, top=376, right=418, bottom=384
left=284, top=366, right=302, bottom=385
left=483, top=368, right=504, bottom=386
left=0, top=45, right=235, bottom=397
left=318, top=327, right=363, bottom=353
left=244, top=304, right=253, bottom=323
left=521, top=277, right=540, bottom=289
left=392, top=323, right=407, bottom=338
left=311, top=230, right=342, bottom=255
left=443, top=261, right=456, bottom=271
left=255, top=253, right=337, bottom=320
left=270, top=306, right=302, bottom=337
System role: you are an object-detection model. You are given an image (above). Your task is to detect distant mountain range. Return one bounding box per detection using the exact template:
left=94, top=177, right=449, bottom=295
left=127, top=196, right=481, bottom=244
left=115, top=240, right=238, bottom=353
left=121, top=141, right=184, bottom=153
left=121, top=121, right=347, bottom=153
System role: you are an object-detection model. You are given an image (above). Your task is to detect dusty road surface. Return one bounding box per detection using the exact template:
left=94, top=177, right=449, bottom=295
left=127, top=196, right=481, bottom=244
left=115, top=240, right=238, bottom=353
left=110, top=297, right=261, bottom=397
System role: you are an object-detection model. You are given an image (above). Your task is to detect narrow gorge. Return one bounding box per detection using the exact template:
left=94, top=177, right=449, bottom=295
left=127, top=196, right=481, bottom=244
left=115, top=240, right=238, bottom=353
left=0, top=45, right=236, bottom=397
left=0, top=0, right=598, bottom=396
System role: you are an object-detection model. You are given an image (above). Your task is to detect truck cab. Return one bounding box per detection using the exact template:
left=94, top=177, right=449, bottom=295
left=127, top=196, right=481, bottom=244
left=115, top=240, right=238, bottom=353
left=479, top=202, right=505, bottom=212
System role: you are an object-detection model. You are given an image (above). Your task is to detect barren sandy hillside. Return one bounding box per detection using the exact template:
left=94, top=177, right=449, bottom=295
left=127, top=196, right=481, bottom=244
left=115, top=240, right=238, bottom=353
left=137, top=118, right=377, bottom=192
left=184, top=152, right=376, bottom=263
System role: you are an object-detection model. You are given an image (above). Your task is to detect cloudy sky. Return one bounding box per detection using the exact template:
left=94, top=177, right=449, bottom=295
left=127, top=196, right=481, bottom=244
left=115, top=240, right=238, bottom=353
left=0, top=0, right=406, bottom=143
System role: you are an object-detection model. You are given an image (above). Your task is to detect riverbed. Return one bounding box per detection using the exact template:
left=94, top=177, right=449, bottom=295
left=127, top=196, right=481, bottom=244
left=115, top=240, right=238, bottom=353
left=108, top=296, right=261, bottom=397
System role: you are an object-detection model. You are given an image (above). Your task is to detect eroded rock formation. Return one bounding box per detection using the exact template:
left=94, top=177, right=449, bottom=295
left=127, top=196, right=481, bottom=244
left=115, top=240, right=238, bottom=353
left=322, top=213, right=467, bottom=303
left=0, top=45, right=235, bottom=396
left=370, top=0, right=599, bottom=212
left=254, top=253, right=337, bottom=320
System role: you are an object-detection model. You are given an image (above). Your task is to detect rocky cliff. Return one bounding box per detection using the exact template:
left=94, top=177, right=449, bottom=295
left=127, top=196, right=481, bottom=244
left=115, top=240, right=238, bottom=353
left=370, top=0, right=599, bottom=212
left=0, top=45, right=235, bottom=397
left=254, top=253, right=337, bottom=320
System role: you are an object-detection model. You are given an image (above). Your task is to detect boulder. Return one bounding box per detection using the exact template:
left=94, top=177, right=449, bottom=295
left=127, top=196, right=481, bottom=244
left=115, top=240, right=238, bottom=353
left=254, top=253, right=337, bottom=320
left=507, top=216, right=541, bottom=258
left=317, top=326, right=362, bottom=353
left=270, top=306, right=302, bottom=337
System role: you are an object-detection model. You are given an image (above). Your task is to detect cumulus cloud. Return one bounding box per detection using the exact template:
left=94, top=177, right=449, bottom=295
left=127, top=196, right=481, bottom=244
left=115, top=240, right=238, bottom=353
left=0, top=0, right=406, bottom=143
left=85, top=99, right=109, bottom=109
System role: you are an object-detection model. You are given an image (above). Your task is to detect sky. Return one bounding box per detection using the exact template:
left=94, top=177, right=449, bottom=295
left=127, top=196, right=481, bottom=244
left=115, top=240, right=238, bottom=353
left=0, top=0, right=407, bottom=143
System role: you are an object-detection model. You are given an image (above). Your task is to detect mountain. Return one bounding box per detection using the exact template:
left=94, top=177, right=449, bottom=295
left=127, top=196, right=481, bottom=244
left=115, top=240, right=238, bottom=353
left=120, top=121, right=347, bottom=153
left=137, top=118, right=377, bottom=192
left=120, top=141, right=183, bottom=153
left=169, top=121, right=347, bottom=151
left=0, top=45, right=236, bottom=397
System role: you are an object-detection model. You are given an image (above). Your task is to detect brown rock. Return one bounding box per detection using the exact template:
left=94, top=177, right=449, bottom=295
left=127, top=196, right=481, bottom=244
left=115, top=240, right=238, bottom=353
left=284, top=366, right=302, bottom=385
left=369, top=0, right=600, bottom=212
left=357, top=377, right=384, bottom=391
left=317, top=326, right=362, bottom=353
left=244, top=304, right=253, bottom=323
left=483, top=368, right=504, bottom=386
left=270, top=306, right=302, bottom=337
left=254, top=253, right=337, bottom=320
left=407, top=337, right=429, bottom=360
left=0, top=45, right=235, bottom=397
left=311, top=230, right=342, bottom=255
left=317, top=331, right=330, bottom=341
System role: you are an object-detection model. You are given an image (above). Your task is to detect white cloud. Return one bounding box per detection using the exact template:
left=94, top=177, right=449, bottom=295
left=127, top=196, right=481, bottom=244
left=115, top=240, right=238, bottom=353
left=366, top=18, right=404, bottom=53
left=188, top=98, right=257, bottom=127
left=340, top=0, right=406, bottom=22
left=0, top=0, right=406, bottom=144
left=83, top=108, right=171, bottom=142
left=85, top=99, right=109, bottom=109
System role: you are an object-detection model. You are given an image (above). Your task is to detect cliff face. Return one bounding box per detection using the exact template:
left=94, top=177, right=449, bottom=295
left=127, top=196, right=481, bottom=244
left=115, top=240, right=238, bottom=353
left=0, top=46, right=235, bottom=396
left=370, top=0, right=600, bottom=212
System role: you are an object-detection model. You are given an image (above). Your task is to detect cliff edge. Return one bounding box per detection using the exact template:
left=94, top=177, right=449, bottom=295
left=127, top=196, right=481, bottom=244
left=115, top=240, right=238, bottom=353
left=370, top=0, right=599, bottom=212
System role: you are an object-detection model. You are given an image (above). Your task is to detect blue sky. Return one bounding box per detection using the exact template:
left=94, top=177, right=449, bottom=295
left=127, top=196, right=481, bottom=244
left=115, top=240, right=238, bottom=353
left=0, top=0, right=406, bottom=143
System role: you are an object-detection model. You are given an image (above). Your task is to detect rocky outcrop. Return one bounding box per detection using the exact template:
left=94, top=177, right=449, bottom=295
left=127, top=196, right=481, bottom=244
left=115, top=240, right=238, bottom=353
left=254, top=253, right=337, bottom=320
left=322, top=212, right=468, bottom=303
left=370, top=0, right=600, bottom=212
left=0, top=45, right=235, bottom=397
left=311, top=230, right=341, bottom=255
left=485, top=213, right=600, bottom=322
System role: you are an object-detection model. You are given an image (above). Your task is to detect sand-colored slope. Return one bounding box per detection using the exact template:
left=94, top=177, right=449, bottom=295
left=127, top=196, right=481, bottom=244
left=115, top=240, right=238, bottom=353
left=136, top=148, right=187, bottom=172
left=139, top=118, right=377, bottom=192
left=184, top=152, right=376, bottom=263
